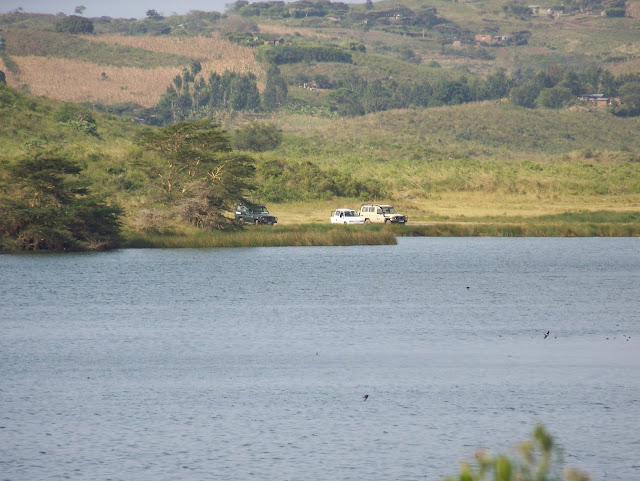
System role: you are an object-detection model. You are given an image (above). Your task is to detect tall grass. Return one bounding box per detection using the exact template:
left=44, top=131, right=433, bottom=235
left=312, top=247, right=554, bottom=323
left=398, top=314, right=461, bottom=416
left=5, top=56, right=181, bottom=106
left=396, top=222, right=640, bottom=237
left=124, top=220, right=640, bottom=248
left=274, top=102, right=640, bottom=162
left=125, top=225, right=397, bottom=248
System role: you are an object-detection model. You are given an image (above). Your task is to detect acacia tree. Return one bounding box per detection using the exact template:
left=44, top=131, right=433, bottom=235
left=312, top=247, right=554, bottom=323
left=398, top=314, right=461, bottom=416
left=136, top=120, right=256, bottom=230
left=146, top=9, right=163, bottom=20
left=0, top=154, right=122, bottom=250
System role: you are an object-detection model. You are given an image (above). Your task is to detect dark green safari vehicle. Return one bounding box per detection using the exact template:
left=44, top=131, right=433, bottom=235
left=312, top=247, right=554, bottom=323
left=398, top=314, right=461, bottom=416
left=234, top=202, right=278, bottom=225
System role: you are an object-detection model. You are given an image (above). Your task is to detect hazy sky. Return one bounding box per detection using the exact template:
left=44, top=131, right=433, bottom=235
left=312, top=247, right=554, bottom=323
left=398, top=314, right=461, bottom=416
left=1, top=0, right=364, bottom=19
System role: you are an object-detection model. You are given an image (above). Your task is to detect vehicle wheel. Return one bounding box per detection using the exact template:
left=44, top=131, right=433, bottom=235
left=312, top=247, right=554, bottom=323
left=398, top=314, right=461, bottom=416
left=344, top=221, right=348, bottom=224
left=384, top=219, right=390, bottom=224
left=255, top=219, right=260, bottom=225
left=364, top=219, right=370, bottom=224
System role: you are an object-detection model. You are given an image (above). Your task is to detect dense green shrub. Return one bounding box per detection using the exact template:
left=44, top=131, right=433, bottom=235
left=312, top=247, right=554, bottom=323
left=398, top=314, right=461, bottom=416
left=259, top=45, right=353, bottom=66
left=604, top=7, right=625, bottom=16
left=54, top=103, right=98, bottom=136
left=443, top=425, right=589, bottom=481
left=327, top=88, right=365, bottom=116
left=502, top=3, right=532, bottom=17
left=55, top=15, right=94, bottom=34
left=538, top=86, right=573, bottom=109
left=225, top=32, right=265, bottom=47
left=233, top=121, right=283, bottom=152
left=610, top=82, right=640, bottom=116
left=510, top=84, right=538, bottom=108
left=430, top=78, right=472, bottom=106
left=254, top=158, right=386, bottom=202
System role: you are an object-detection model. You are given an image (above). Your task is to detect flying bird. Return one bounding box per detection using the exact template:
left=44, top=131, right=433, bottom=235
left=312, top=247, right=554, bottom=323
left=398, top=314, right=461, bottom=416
left=363, top=394, right=369, bottom=401
left=544, top=330, right=550, bottom=339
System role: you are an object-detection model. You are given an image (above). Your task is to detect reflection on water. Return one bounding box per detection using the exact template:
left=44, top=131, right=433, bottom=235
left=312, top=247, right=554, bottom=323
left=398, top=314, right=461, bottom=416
left=1, top=238, right=639, bottom=480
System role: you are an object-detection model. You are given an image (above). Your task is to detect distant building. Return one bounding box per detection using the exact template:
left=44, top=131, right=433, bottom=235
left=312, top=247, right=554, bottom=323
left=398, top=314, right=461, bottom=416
left=528, top=5, right=562, bottom=17
left=302, top=80, right=318, bottom=90
left=578, top=94, right=611, bottom=106
left=474, top=34, right=512, bottom=46
left=475, top=34, right=498, bottom=45
left=264, top=38, right=284, bottom=46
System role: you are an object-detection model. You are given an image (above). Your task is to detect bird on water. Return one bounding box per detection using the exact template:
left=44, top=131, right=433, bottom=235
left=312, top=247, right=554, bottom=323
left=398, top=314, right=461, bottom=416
left=363, top=394, right=369, bottom=401
left=544, top=330, right=550, bottom=339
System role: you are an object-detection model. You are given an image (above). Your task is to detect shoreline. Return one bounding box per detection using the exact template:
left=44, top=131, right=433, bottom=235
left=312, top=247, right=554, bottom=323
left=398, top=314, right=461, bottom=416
left=122, top=222, right=640, bottom=249
left=2, top=222, right=639, bottom=252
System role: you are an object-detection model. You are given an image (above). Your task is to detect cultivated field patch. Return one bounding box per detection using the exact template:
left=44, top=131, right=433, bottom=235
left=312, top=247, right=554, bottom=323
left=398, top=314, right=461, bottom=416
left=81, top=34, right=262, bottom=75
left=5, top=34, right=264, bottom=106
left=6, top=56, right=178, bottom=106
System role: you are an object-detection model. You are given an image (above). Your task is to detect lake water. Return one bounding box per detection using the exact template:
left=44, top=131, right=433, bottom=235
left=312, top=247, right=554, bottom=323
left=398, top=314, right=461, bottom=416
left=1, top=237, right=639, bottom=481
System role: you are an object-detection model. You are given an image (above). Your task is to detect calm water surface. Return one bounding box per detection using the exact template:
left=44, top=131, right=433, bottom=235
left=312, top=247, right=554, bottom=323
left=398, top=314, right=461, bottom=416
left=1, top=237, right=639, bottom=481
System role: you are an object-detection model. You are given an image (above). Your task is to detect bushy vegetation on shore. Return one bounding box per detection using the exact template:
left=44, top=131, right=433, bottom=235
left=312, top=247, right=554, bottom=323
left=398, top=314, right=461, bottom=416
left=1, top=1, right=639, bottom=251
left=1, top=80, right=639, bottom=251
left=126, top=224, right=397, bottom=248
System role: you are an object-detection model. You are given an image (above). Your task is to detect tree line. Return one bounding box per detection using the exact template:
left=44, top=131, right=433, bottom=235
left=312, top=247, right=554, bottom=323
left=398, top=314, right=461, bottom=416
left=228, top=0, right=350, bottom=19
left=298, top=65, right=640, bottom=117
left=227, top=0, right=448, bottom=31
left=151, top=63, right=640, bottom=123
left=257, top=45, right=353, bottom=66
left=503, top=0, right=627, bottom=17
left=509, top=66, right=640, bottom=115
left=153, top=61, right=288, bottom=124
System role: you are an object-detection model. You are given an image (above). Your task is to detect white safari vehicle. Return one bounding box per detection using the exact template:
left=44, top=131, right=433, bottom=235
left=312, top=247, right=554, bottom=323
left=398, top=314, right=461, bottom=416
left=359, top=204, right=407, bottom=224
left=330, top=208, right=365, bottom=224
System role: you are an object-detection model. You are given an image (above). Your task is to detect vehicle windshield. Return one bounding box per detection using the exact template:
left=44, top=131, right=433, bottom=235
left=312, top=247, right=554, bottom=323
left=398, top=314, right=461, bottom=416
left=336, top=210, right=357, bottom=217
left=382, top=207, right=397, bottom=214
left=255, top=206, right=269, bottom=214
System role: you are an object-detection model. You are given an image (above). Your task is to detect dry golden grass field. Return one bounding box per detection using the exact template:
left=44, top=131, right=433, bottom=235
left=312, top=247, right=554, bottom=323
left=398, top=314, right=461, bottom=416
left=256, top=23, right=334, bottom=38
left=4, top=56, right=179, bottom=106
left=269, top=193, right=640, bottom=226
left=3, top=34, right=263, bottom=107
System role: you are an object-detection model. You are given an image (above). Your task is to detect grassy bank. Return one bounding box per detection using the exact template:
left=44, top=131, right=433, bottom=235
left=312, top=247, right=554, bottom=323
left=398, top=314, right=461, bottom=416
left=396, top=221, right=640, bottom=237
left=121, top=210, right=640, bottom=250
left=270, top=195, right=640, bottom=225
left=124, top=224, right=398, bottom=248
